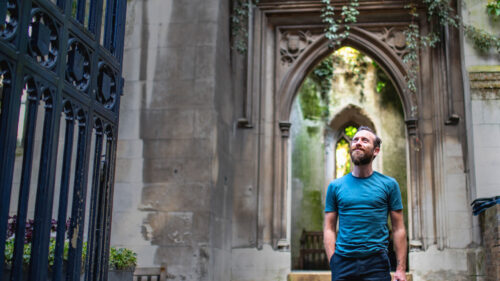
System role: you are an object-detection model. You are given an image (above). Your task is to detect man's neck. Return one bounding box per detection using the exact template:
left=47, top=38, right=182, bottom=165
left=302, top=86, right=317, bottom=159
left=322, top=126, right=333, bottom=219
left=351, top=164, right=374, bottom=178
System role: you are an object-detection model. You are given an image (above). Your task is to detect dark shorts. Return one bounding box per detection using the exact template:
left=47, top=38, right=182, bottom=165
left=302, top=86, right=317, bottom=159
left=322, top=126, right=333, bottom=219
left=329, top=251, right=391, bottom=281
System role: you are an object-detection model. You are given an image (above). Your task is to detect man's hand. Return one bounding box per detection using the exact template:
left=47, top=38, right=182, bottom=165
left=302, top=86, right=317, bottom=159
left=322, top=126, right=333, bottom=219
left=393, top=269, right=406, bottom=281
left=390, top=210, right=407, bottom=281
left=323, top=212, right=338, bottom=262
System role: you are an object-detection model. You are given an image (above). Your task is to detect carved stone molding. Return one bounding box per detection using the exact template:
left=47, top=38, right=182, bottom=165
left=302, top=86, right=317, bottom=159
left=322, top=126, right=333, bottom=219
left=279, top=30, right=314, bottom=66
left=370, top=27, right=409, bottom=61
left=278, top=121, right=292, bottom=138
left=405, top=118, right=418, bottom=136
left=469, top=71, right=500, bottom=100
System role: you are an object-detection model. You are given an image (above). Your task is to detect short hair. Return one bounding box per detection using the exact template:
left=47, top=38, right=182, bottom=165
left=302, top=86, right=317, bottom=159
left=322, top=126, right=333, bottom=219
left=357, top=126, right=382, bottom=148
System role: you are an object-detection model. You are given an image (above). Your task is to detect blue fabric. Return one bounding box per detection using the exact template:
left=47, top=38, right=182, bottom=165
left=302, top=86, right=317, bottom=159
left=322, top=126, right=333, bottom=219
left=471, top=196, right=500, bottom=216
left=330, top=252, right=391, bottom=281
left=325, top=171, right=403, bottom=258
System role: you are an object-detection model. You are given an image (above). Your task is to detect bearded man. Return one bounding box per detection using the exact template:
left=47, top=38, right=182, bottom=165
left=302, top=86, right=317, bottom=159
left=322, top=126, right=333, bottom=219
left=323, top=126, right=407, bottom=281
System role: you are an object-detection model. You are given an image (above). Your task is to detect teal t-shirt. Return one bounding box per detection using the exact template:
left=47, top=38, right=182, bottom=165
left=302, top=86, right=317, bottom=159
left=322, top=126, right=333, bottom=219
left=324, top=171, right=403, bottom=257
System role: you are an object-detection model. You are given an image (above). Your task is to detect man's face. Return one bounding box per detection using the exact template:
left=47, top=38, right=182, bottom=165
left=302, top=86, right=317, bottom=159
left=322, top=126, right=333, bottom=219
left=350, top=130, right=379, bottom=166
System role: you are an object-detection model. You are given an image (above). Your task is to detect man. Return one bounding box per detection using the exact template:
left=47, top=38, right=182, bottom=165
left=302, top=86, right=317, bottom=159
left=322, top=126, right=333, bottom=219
left=323, top=126, right=407, bottom=281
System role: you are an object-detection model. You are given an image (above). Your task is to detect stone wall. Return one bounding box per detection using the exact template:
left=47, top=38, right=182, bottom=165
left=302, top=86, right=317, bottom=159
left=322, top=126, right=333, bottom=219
left=468, top=70, right=500, bottom=199
left=108, top=1, right=500, bottom=281
left=480, top=204, right=500, bottom=281
left=112, top=0, right=235, bottom=280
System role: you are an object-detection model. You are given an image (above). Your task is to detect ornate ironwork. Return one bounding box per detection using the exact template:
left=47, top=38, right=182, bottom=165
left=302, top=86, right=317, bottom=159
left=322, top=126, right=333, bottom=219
left=28, top=7, right=59, bottom=70
left=0, top=1, right=128, bottom=281
left=0, top=0, right=18, bottom=41
left=66, top=38, right=91, bottom=92
left=97, top=62, right=116, bottom=109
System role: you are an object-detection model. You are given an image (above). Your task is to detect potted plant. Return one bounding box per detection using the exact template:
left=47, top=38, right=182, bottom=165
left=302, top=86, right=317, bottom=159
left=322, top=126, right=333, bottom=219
left=107, top=247, right=137, bottom=281
left=4, top=217, right=137, bottom=281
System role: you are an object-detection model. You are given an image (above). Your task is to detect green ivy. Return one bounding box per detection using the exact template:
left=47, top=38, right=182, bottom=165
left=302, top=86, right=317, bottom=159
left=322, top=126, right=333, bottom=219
left=344, top=126, right=357, bottom=138
left=321, top=0, right=359, bottom=46
left=487, top=0, right=500, bottom=18
left=402, top=23, right=419, bottom=95
left=231, top=0, right=259, bottom=54
left=376, top=81, right=386, bottom=93
left=464, top=25, right=500, bottom=53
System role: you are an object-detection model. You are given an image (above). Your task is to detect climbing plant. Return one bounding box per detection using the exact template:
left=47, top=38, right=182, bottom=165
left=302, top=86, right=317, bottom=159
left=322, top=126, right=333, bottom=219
left=487, top=0, right=500, bottom=18
left=321, top=0, right=359, bottom=46
left=230, top=0, right=500, bottom=94
left=299, top=48, right=371, bottom=121
left=231, top=0, right=259, bottom=54
left=318, top=0, right=500, bottom=95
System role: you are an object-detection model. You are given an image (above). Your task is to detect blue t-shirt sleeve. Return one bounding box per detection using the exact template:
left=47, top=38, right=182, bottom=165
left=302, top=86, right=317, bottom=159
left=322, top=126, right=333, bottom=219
left=325, top=182, right=338, bottom=212
left=388, top=179, right=403, bottom=211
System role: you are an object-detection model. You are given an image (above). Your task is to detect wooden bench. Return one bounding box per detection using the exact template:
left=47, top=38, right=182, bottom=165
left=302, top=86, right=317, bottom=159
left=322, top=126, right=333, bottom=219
left=298, top=230, right=329, bottom=270
left=133, top=267, right=168, bottom=281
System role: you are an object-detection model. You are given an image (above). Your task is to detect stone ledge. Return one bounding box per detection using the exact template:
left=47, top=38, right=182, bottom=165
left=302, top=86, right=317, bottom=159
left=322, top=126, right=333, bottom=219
left=468, top=66, right=500, bottom=73
left=287, top=271, right=413, bottom=281
left=468, top=71, right=500, bottom=100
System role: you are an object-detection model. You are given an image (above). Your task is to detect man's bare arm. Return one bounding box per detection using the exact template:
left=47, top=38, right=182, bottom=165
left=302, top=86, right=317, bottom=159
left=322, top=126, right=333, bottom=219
left=390, top=210, right=407, bottom=281
left=323, top=211, right=338, bottom=262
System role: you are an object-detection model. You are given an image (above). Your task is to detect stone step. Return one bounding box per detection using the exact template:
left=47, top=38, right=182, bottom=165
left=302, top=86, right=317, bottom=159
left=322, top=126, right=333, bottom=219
left=287, top=271, right=413, bottom=281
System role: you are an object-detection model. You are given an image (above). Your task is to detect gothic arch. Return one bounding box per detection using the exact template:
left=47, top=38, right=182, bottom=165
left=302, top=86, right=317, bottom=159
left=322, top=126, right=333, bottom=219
left=328, top=104, right=375, bottom=134
left=246, top=2, right=467, bottom=255
left=271, top=29, right=420, bottom=249
left=278, top=27, right=413, bottom=123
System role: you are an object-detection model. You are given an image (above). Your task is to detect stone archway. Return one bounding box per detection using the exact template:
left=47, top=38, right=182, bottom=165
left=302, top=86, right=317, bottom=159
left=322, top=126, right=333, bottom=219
left=242, top=1, right=468, bottom=263
left=273, top=29, right=420, bottom=250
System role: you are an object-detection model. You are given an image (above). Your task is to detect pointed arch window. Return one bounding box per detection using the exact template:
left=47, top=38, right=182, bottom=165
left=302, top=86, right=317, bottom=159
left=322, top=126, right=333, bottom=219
left=335, top=125, right=357, bottom=178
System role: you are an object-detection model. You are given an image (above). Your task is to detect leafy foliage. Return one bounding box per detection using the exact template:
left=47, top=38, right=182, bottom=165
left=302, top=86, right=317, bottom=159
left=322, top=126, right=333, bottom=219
left=344, top=126, right=357, bottom=139
left=422, top=0, right=459, bottom=27
left=231, top=0, right=259, bottom=54
left=4, top=217, right=136, bottom=270
left=299, top=78, right=327, bottom=120
left=321, top=0, right=359, bottom=46
left=317, top=0, right=500, bottom=96
left=299, top=48, right=372, bottom=121
left=487, top=0, right=500, bottom=18
left=109, top=247, right=137, bottom=270
left=464, top=25, right=500, bottom=53
left=402, top=23, right=419, bottom=95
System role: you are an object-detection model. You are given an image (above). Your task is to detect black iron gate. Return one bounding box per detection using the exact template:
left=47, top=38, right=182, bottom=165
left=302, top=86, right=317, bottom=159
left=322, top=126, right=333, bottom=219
left=0, top=0, right=127, bottom=280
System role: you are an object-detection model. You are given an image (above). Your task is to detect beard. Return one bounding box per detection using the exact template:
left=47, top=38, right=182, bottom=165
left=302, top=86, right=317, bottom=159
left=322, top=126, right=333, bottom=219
left=350, top=149, right=374, bottom=165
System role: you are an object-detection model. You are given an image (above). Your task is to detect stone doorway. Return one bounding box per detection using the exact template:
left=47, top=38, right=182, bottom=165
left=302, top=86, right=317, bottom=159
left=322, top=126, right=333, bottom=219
left=289, top=46, right=407, bottom=270
left=236, top=1, right=468, bottom=274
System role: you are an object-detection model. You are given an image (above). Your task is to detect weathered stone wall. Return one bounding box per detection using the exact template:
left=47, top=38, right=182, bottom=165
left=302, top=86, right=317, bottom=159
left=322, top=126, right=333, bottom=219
left=107, top=1, right=499, bottom=281
left=462, top=1, right=500, bottom=199
left=460, top=3, right=500, bottom=280
left=113, top=0, right=235, bottom=280
left=468, top=70, right=500, bottom=199
left=480, top=204, right=500, bottom=281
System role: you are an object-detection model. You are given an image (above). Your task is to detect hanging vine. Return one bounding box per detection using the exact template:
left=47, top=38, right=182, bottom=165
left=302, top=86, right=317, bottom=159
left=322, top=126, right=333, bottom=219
left=321, top=0, right=359, bottom=46
left=318, top=0, right=500, bottom=96
left=229, top=0, right=500, bottom=95
left=487, top=0, right=500, bottom=18
left=231, top=0, right=259, bottom=54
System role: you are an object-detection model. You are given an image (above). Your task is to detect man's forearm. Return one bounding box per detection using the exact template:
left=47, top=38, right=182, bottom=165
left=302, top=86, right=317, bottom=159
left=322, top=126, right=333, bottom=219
left=393, top=228, right=407, bottom=271
left=323, top=229, right=336, bottom=261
